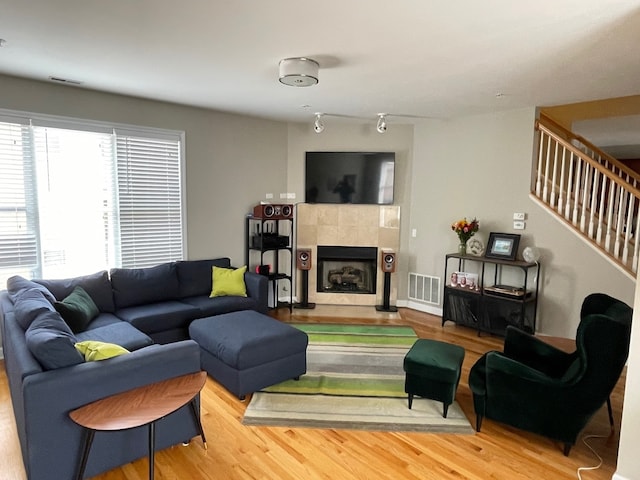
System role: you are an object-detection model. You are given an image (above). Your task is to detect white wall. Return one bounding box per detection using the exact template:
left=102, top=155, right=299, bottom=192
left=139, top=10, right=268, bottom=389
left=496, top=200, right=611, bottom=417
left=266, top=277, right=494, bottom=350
left=0, top=74, right=288, bottom=266
left=614, top=271, right=640, bottom=480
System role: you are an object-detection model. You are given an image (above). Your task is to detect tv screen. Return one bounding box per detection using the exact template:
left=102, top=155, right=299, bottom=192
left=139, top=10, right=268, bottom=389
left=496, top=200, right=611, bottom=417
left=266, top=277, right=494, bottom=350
left=305, top=151, right=395, bottom=205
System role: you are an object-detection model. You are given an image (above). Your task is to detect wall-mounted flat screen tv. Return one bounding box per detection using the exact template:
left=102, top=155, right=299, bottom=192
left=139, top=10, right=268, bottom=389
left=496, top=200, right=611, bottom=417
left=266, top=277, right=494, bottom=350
left=305, top=151, right=395, bottom=205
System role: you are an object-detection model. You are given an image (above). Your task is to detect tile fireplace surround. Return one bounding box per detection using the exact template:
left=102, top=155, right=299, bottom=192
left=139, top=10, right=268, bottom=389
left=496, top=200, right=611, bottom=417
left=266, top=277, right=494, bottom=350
left=296, top=203, right=401, bottom=306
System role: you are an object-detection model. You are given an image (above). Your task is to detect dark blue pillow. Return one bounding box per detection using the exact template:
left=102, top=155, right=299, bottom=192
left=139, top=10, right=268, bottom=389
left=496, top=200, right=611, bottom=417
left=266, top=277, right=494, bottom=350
left=110, top=262, right=179, bottom=309
left=25, top=310, right=84, bottom=370
left=7, top=275, right=56, bottom=304
left=176, top=258, right=232, bottom=298
left=35, top=271, right=115, bottom=313
left=12, top=288, right=56, bottom=331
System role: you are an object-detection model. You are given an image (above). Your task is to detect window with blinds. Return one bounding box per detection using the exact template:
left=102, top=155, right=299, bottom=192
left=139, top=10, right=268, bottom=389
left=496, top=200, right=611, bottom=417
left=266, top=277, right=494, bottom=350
left=0, top=121, right=38, bottom=285
left=0, top=111, right=184, bottom=284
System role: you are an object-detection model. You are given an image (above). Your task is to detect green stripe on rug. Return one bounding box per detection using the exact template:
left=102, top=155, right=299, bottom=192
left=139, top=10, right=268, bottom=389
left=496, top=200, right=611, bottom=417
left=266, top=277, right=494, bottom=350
left=291, top=323, right=417, bottom=347
left=262, top=374, right=406, bottom=397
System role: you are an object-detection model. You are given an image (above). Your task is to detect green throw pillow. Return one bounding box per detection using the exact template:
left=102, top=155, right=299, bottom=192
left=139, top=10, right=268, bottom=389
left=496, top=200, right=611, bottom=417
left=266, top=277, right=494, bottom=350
left=75, top=340, right=130, bottom=361
left=210, top=265, right=248, bottom=298
left=54, top=286, right=100, bottom=333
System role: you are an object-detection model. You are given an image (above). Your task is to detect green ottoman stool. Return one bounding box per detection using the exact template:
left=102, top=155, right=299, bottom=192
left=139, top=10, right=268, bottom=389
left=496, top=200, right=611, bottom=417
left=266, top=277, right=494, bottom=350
left=403, top=339, right=465, bottom=418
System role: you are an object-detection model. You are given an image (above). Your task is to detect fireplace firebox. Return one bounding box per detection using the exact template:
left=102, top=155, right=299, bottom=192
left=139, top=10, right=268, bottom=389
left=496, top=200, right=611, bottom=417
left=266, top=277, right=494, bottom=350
left=316, top=246, right=377, bottom=294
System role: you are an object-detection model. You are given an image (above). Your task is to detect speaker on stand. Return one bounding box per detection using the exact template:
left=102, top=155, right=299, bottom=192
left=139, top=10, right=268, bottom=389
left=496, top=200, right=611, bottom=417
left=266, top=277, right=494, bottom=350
left=294, top=248, right=315, bottom=309
left=376, top=250, right=398, bottom=312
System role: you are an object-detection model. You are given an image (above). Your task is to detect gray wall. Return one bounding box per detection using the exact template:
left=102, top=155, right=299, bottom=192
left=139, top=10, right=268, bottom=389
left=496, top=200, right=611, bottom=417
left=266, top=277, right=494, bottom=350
left=409, top=108, right=634, bottom=338
left=0, top=74, right=288, bottom=266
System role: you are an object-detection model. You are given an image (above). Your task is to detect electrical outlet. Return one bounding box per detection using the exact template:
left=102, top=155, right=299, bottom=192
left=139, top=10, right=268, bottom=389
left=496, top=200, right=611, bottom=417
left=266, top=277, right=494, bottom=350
left=513, top=212, right=526, bottom=221
left=411, top=228, right=417, bottom=238
left=265, top=193, right=273, bottom=199
left=279, top=193, right=287, bottom=199
left=513, top=220, right=525, bottom=230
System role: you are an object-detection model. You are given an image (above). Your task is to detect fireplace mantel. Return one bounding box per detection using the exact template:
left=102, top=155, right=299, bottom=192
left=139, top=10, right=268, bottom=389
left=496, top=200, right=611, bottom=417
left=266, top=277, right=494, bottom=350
left=296, top=204, right=400, bottom=306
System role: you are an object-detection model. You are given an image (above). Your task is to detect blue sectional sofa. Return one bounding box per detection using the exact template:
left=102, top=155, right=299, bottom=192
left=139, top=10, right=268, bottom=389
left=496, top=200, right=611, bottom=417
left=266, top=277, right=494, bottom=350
left=0, top=257, right=268, bottom=480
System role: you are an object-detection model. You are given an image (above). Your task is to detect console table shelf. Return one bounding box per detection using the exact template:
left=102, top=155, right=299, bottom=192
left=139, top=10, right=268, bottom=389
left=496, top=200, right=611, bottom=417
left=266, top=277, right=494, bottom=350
left=442, top=253, right=541, bottom=337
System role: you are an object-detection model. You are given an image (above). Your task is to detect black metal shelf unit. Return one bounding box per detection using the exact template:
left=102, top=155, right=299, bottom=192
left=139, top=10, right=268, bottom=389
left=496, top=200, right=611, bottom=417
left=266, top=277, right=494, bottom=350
left=245, top=215, right=293, bottom=310
left=442, top=253, right=541, bottom=336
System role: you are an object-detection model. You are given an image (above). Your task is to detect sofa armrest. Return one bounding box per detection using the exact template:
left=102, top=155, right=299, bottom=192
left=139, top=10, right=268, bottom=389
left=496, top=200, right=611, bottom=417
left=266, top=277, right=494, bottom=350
left=24, top=339, right=201, bottom=410
left=21, top=340, right=202, bottom=479
left=244, top=272, right=268, bottom=313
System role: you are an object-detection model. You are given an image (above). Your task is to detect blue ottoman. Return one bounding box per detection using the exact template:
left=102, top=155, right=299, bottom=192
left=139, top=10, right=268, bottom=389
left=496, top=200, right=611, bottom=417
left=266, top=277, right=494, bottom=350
left=189, top=311, right=308, bottom=400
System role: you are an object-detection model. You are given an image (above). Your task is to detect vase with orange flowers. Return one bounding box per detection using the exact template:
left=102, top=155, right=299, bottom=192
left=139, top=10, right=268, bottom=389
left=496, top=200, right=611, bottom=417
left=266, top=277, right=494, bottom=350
left=451, top=217, right=479, bottom=256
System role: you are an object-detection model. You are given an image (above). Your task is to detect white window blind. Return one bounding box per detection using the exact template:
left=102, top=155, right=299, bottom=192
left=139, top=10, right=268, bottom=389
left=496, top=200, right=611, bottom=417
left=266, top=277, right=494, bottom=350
left=116, top=134, right=183, bottom=268
left=0, top=110, right=184, bottom=282
left=0, top=121, right=38, bottom=285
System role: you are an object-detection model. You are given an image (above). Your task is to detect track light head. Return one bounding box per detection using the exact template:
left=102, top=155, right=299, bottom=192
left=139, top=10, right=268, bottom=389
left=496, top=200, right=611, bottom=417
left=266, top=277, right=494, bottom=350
left=314, top=113, right=325, bottom=133
left=376, top=114, right=387, bottom=134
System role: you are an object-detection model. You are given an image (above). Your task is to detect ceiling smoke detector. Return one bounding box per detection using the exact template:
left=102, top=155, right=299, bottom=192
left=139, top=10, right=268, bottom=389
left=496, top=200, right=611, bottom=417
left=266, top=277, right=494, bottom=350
left=279, top=57, right=319, bottom=87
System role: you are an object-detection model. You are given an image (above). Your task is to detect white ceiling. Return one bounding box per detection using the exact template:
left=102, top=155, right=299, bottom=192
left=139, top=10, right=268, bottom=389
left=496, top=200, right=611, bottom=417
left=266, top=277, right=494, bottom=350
left=1, top=1, right=639, bottom=124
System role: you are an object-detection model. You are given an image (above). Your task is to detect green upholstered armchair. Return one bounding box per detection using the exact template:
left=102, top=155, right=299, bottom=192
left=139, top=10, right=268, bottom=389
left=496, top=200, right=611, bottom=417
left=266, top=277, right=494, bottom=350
left=468, top=293, right=632, bottom=455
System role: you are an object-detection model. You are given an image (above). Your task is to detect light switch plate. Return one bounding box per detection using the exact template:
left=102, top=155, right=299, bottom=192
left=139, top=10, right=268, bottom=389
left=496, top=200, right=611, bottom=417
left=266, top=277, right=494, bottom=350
left=513, top=212, right=526, bottom=221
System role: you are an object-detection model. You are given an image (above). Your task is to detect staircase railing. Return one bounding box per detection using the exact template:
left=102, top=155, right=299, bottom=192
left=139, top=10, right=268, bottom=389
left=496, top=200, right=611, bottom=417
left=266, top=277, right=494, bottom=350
left=533, top=118, right=640, bottom=277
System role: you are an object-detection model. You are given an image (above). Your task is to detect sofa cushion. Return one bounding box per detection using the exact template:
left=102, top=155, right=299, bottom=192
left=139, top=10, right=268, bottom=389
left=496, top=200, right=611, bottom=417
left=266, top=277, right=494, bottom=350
left=12, top=288, right=56, bottom=331
left=75, top=321, right=153, bottom=351
left=181, top=295, right=260, bottom=317
left=35, top=271, right=115, bottom=313
left=111, top=263, right=179, bottom=309
left=176, top=258, right=232, bottom=298
left=115, top=301, right=200, bottom=335
left=7, top=275, right=56, bottom=304
left=25, top=310, right=84, bottom=370
left=75, top=340, right=130, bottom=361
left=54, top=286, right=100, bottom=333
left=210, top=265, right=247, bottom=297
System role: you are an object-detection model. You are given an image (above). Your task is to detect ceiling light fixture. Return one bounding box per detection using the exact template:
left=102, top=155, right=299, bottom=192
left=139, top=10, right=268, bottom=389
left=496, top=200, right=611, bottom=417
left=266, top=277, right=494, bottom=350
left=376, top=114, right=387, bottom=134
left=279, top=57, right=319, bottom=87
left=313, top=113, right=325, bottom=133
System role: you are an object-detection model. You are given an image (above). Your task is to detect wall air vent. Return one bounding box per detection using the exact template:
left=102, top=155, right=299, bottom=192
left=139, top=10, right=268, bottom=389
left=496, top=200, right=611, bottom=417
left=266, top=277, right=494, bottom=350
left=48, top=76, right=83, bottom=85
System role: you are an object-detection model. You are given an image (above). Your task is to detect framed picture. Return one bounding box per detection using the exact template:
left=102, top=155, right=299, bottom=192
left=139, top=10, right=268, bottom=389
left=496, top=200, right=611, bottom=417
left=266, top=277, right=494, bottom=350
left=484, top=232, right=521, bottom=261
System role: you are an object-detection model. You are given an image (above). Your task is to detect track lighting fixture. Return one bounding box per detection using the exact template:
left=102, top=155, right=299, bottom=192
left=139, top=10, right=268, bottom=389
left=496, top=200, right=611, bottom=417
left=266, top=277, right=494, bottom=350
left=376, top=114, right=387, bottom=134
left=313, top=113, right=325, bottom=133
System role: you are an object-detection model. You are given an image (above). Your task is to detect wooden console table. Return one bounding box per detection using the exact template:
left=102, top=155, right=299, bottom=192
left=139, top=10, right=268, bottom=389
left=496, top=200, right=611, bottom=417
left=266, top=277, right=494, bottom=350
left=69, top=371, right=207, bottom=480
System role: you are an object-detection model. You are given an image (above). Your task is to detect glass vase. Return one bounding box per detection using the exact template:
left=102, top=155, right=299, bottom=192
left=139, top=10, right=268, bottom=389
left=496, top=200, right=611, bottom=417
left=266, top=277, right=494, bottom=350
left=458, top=242, right=467, bottom=256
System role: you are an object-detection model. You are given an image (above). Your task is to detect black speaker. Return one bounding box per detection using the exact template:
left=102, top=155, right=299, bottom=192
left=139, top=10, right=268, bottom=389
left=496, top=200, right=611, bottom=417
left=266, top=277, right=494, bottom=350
left=376, top=270, right=398, bottom=312
left=294, top=267, right=315, bottom=310
left=381, top=249, right=396, bottom=273
left=296, top=248, right=312, bottom=270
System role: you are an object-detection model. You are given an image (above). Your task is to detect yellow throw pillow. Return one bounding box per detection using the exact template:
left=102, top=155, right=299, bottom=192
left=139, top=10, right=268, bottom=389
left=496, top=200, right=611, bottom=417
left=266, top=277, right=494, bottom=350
left=74, top=341, right=129, bottom=361
left=210, top=265, right=248, bottom=298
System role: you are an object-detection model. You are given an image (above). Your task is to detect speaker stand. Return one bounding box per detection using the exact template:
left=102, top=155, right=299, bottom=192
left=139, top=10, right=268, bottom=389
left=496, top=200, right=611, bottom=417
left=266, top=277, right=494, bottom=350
left=294, top=269, right=316, bottom=309
left=375, top=271, right=398, bottom=312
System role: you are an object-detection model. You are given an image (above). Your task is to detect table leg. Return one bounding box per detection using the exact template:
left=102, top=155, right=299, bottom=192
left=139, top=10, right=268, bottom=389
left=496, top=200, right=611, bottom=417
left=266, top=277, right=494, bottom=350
left=189, top=398, right=208, bottom=449
left=149, top=421, right=155, bottom=480
left=76, top=428, right=95, bottom=480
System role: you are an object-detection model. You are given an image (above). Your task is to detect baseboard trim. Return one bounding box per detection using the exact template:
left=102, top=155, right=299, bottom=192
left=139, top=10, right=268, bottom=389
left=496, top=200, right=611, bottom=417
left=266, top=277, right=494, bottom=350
left=612, top=473, right=632, bottom=480
left=405, top=300, right=443, bottom=317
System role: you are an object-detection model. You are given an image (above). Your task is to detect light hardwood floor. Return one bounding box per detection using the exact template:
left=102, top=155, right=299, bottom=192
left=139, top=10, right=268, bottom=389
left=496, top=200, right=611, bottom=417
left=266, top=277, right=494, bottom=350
left=0, top=307, right=625, bottom=479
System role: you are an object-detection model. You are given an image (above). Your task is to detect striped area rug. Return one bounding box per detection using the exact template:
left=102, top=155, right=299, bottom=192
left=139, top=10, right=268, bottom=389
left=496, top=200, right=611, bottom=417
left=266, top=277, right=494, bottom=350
left=242, top=324, right=473, bottom=434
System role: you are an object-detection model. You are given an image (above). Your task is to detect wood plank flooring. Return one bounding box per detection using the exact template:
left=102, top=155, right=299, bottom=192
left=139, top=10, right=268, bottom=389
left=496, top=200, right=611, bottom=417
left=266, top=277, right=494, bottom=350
left=0, top=307, right=624, bottom=479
